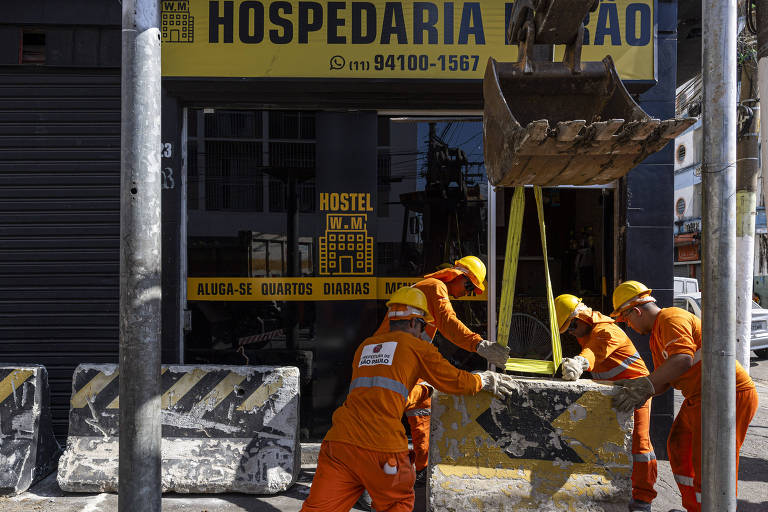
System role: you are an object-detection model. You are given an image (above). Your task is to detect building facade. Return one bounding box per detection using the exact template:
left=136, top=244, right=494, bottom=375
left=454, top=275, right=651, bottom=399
left=0, top=0, right=679, bottom=453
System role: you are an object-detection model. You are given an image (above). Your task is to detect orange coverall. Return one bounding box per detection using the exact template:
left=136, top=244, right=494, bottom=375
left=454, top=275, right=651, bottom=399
left=374, top=272, right=482, bottom=471
left=300, top=330, right=482, bottom=512
left=649, top=308, right=758, bottom=512
left=573, top=309, right=657, bottom=504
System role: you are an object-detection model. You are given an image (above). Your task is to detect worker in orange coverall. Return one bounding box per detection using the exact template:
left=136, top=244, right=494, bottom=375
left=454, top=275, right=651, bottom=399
left=554, top=294, right=657, bottom=512
left=300, top=287, right=515, bottom=512
left=373, top=256, right=509, bottom=484
left=610, top=281, right=758, bottom=512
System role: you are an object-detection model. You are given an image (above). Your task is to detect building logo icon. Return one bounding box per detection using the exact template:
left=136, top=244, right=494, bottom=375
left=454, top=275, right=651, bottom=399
left=161, top=0, right=194, bottom=43
left=319, top=214, right=374, bottom=275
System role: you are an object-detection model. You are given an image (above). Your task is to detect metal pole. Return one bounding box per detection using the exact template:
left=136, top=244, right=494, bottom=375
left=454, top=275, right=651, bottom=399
left=119, top=1, right=162, bottom=511
left=487, top=181, right=497, bottom=368
left=735, top=61, right=760, bottom=374
left=758, top=0, right=768, bottom=291
left=701, top=0, right=738, bottom=508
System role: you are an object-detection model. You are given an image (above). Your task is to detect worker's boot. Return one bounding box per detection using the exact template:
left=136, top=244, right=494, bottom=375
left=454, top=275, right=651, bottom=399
left=414, top=468, right=427, bottom=487
left=355, top=490, right=372, bottom=511
left=628, top=499, right=651, bottom=511
left=629, top=498, right=651, bottom=512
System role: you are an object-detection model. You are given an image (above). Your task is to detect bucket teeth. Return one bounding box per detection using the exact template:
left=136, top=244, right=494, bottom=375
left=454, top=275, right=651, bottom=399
left=484, top=117, right=696, bottom=187
left=484, top=56, right=697, bottom=187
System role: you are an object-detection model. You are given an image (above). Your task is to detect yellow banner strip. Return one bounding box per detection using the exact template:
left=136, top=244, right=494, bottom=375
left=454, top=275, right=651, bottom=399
left=187, top=277, right=486, bottom=302
left=0, top=370, right=34, bottom=406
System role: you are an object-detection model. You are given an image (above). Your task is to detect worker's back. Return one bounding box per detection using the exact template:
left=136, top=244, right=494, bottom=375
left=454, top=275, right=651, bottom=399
left=324, top=330, right=480, bottom=453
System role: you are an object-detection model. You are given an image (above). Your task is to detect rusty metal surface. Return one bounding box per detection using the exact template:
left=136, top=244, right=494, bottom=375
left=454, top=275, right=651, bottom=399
left=485, top=0, right=696, bottom=187
left=483, top=56, right=696, bottom=186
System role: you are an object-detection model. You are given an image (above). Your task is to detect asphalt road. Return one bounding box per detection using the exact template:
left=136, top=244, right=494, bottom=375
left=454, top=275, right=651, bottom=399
left=3, top=355, right=768, bottom=512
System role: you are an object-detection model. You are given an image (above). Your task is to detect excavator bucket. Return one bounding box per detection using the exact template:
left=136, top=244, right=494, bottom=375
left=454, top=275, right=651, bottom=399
left=483, top=0, right=696, bottom=187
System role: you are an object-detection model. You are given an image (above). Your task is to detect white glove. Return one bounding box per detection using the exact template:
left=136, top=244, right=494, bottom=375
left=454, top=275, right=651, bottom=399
left=476, top=340, right=511, bottom=367
left=474, top=371, right=516, bottom=399
left=613, top=377, right=655, bottom=413
left=561, top=356, right=589, bottom=381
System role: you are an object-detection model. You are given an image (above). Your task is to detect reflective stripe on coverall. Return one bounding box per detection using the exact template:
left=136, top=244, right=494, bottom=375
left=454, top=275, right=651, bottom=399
left=301, top=330, right=482, bottom=512
left=374, top=273, right=483, bottom=473
left=574, top=308, right=657, bottom=503
left=404, top=383, right=432, bottom=472
left=650, top=308, right=758, bottom=512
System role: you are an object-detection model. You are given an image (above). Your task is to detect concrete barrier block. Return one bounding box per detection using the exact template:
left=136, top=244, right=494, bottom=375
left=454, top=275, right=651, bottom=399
left=57, top=364, right=300, bottom=494
left=0, top=364, right=61, bottom=495
left=428, top=377, right=633, bottom=512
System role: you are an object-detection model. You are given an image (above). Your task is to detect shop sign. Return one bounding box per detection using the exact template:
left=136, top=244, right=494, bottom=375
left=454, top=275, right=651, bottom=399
left=161, top=0, right=655, bottom=81
left=188, top=277, right=486, bottom=301
left=318, top=192, right=375, bottom=275
left=677, top=244, right=699, bottom=262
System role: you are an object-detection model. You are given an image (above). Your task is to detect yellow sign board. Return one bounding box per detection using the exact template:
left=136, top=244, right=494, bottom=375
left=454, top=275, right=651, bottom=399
left=188, top=277, right=485, bottom=301
left=162, top=0, right=655, bottom=80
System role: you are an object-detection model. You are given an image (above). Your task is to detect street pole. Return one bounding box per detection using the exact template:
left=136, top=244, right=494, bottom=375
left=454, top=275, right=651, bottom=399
left=759, top=0, right=768, bottom=287
left=119, top=1, right=162, bottom=511
left=487, top=181, right=497, bottom=370
left=735, top=60, right=760, bottom=375
left=701, top=0, right=738, bottom=509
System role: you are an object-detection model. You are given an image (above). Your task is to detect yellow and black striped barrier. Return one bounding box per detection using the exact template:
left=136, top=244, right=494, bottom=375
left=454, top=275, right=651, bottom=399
left=428, top=378, right=634, bottom=511
left=0, top=365, right=60, bottom=495
left=57, top=364, right=300, bottom=494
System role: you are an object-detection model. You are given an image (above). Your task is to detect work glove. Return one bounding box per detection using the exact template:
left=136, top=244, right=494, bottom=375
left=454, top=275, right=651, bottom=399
left=476, top=340, right=511, bottom=367
left=612, top=377, right=655, bottom=413
left=561, top=356, right=590, bottom=381
left=474, top=371, right=516, bottom=399
left=417, top=381, right=435, bottom=397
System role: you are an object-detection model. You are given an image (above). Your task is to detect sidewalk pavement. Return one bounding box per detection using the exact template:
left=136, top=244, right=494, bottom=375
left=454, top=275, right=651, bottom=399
left=2, top=355, right=767, bottom=512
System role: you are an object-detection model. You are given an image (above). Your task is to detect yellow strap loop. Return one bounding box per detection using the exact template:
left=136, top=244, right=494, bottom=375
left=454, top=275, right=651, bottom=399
left=496, top=186, right=563, bottom=375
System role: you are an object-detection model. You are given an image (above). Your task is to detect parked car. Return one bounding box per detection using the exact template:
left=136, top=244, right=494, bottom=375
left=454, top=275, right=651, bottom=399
left=674, top=277, right=700, bottom=296
left=673, top=292, right=768, bottom=358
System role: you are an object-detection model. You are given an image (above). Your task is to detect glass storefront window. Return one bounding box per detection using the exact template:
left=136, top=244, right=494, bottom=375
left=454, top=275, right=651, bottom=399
left=186, top=110, right=488, bottom=439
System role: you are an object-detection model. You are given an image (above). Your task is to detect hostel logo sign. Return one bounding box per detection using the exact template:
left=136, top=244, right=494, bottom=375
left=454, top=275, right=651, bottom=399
left=318, top=192, right=374, bottom=275
left=161, top=1, right=195, bottom=43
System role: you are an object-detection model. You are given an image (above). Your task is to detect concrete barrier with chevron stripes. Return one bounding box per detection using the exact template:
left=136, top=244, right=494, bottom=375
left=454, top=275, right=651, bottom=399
left=57, top=364, right=300, bottom=494
left=428, top=378, right=634, bottom=511
left=0, top=364, right=61, bottom=495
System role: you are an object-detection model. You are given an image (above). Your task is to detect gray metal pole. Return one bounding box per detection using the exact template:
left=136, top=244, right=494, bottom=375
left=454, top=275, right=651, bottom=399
left=119, top=1, right=162, bottom=511
left=735, top=61, right=760, bottom=374
left=487, top=181, right=497, bottom=370
left=701, top=0, right=738, bottom=509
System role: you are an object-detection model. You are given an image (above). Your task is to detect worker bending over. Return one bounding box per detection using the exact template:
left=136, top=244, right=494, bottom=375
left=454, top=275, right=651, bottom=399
left=374, top=255, right=509, bottom=483
left=610, top=281, right=758, bottom=512
left=300, top=287, right=515, bottom=512
left=555, top=294, right=657, bottom=512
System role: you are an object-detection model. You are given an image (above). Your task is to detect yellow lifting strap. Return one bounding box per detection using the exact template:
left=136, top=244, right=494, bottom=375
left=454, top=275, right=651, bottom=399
left=496, top=186, right=563, bottom=375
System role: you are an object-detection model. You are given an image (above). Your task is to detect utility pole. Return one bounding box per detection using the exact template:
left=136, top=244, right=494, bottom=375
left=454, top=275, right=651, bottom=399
left=759, top=0, right=768, bottom=291
left=701, top=0, right=738, bottom=509
left=735, top=56, right=760, bottom=375
left=119, top=1, right=162, bottom=511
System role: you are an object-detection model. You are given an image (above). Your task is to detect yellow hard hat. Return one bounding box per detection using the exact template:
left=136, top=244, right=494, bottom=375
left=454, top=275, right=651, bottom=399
left=555, top=294, right=582, bottom=333
left=454, top=255, right=486, bottom=294
left=611, top=280, right=653, bottom=317
left=386, top=287, right=434, bottom=323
